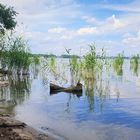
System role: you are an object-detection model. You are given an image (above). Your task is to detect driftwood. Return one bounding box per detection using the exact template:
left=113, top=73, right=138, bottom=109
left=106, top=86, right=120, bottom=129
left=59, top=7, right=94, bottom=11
left=50, top=82, right=82, bottom=97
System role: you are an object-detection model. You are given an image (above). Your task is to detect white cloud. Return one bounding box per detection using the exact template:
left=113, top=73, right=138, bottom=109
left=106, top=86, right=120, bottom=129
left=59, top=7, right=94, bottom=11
left=0, top=0, right=81, bottom=28
left=60, top=35, right=73, bottom=40
left=122, top=33, right=133, bottom=38
left=77, top=27, right=99, bottom=35
left=1, top=0, right=140, bottom=55
left=82, top=16, right=98, bottom=24
left=123, top=30, right=140, bottom=47
left=100, top=14, right=126, bottom=34
left=106, top=15, right=125, bottom=29
left=48, top=27, right=67, bottom=33
left=93, top=0, right=140, bottom=13
left=81, top=14, right=126, bottom=35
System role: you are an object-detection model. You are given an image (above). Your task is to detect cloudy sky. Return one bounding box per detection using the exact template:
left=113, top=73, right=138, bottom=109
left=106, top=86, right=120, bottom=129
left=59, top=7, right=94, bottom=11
left=1, top=0, right=140, bottom=56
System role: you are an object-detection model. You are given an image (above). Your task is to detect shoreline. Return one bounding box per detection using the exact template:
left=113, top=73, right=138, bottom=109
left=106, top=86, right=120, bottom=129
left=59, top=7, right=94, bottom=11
left=0, top=114, right=56, bottom=140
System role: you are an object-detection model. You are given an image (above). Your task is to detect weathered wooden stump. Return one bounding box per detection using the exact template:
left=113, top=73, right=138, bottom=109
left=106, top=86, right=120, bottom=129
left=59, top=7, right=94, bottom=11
left=50, top=82, right=83, bottom=97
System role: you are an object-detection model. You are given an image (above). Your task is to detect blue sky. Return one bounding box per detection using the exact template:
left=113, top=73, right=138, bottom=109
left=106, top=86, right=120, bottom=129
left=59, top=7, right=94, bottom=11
left=1, top=0, right=140, bottom=56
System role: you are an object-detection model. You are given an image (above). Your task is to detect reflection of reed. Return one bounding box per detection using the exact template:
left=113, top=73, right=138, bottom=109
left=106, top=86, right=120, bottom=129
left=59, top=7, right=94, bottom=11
left=113, top=54, right=124, bottom=76
left=0, top=75, right=31, bottom=114
left=0, top=76, right=31, bottom=105
left=130, top=55, right=139, bottom=76
left=31, top=64, right=40, bottom=79
left=58, top=63, right=122, bottom=112
left=70, top=67, right=81, bottom=86
left=130, top=61, right=139, bottom=76
left=65, top=94, right=72, bottom=113
left=82, top=69, right=120, bottom=111
left=82, top=69, right=96, bottom=111
left=113, top=64, right=123, bottom=76
left=8, top=75, right=31, bottom=105
left=85, top=77, right=95, bottom=111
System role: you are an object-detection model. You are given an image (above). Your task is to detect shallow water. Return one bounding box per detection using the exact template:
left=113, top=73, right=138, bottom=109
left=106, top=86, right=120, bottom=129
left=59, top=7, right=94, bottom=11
left=1, top=60, right=140, bottom=140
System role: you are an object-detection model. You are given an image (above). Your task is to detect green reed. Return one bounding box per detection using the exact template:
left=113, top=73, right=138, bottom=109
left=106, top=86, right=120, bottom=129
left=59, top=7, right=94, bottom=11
left=7, top=37, right=31, bottom=74
left=0, top=33, right=31, bottom=74
left=113, top=53, right=124, bottom=76
left=130, top=54, right=139, bottom=76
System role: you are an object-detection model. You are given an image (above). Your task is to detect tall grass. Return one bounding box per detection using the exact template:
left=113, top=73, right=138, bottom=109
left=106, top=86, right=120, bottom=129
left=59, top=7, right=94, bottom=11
left=69, top=55, right=79, bottom=72
left=32, top=55, right=40, bottom=65
left=83, top=44, right=97, bottom=70
left=80, top=44, right=106, bottom=81
left=69, top=55, right=80, bottom=85
left=0, top=33, right=31, bottom=75
left=8, top=37, right=31, bottom=74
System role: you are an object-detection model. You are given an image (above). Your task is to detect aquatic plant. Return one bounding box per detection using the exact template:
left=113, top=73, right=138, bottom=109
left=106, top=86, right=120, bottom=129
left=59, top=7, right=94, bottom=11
left=0, top=34, right=31, bottom=75
left=43, top=56, right=59, bottom=78
left=113, top=53, right=124, bottom=76
left=69, top=55, right=80, bottom=84
left=50, top=57, right=56, bottom=69
left=80, top=44, right=106, bottom=81
left=83, top=44, right=97, bottom=70
left=70, top=55, right=79, bottom=72
left=130, top=54, right=139, bottom=76
left=32, top=55, right=40, bottom=65
left=7, top=37, right=31, bottom=74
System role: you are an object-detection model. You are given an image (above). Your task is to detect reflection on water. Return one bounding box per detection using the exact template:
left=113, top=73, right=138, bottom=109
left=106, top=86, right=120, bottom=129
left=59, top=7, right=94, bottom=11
left=1, top=60, right=140, bottom=140
left=130, top=61, right=139, bottom=76
left=113, top=63, right=123, bottom=76
left=8, top=75, right=31, bottom=104
left=0, top=75, right=31, bottom=114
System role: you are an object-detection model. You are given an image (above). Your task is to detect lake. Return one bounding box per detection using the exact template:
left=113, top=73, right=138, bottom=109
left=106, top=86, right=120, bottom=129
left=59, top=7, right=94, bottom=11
left=1, top=59, right=140, bottom=140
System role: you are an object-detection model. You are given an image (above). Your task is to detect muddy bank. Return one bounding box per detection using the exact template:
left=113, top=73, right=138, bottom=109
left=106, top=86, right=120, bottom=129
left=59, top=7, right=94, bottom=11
left=0, top=114, right=56, bottom=140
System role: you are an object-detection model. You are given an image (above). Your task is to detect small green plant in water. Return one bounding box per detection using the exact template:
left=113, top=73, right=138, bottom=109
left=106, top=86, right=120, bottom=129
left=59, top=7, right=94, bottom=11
left=83, top=44, right=97, bottom=70
left=70, top=55, right=79, bottom=72
left=33, top=56, right=40, bottom=65
left=44, top=56, right=57, bottom=76
left=50, top=57, right=56, bottom=70
left=81, top=44, right=106, bottom=79
left=113, top=53, right=124, bottom=76
left=130, top=54, right=139, bottom=76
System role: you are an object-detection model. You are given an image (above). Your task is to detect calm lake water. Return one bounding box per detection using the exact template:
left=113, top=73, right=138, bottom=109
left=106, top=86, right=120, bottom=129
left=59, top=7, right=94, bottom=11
left=1, top=59, right=140, bottom=140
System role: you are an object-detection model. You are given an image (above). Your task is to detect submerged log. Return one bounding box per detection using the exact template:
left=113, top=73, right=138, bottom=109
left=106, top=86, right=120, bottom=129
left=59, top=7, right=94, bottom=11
left=50, top=82, right=82, bottom=94
left=50, top=83, right=65, bottom=92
